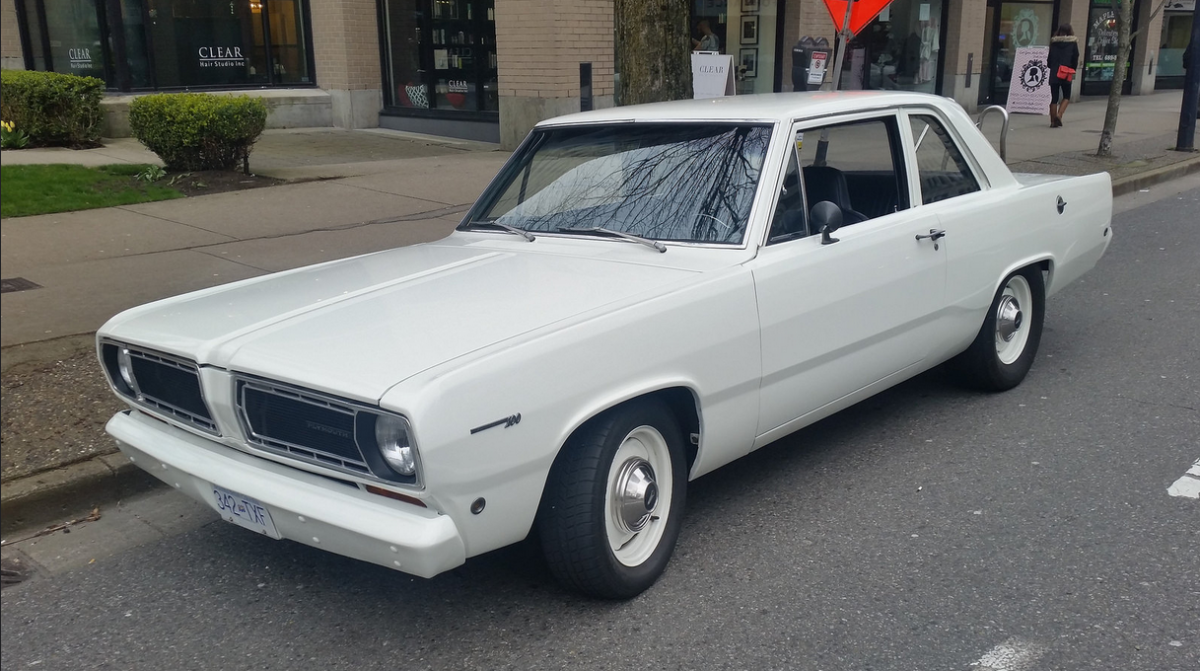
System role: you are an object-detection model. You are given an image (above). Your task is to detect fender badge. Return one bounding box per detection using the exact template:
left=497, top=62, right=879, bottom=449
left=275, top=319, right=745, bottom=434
left=470, top=413, right=522, bottom=435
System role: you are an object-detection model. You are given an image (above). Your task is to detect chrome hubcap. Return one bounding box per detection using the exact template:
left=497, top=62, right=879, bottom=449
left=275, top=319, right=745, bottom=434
left=996, top=295, right=1023, bottom=342
left=613, top=458, right=658, bottom=533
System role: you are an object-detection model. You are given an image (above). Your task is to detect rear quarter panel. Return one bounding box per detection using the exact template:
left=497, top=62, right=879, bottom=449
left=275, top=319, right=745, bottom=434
left=935, top=171, right=1112, bottom=358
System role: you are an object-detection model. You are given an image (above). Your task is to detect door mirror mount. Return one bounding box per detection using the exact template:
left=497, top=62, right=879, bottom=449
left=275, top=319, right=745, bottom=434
left=810, top=200, right=842, bottom=245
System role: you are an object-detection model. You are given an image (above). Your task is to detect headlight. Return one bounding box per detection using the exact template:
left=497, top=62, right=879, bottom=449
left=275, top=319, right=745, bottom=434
left=117, top=347, right=135, bottom=387
left=375, top=414, right=416, bottom=476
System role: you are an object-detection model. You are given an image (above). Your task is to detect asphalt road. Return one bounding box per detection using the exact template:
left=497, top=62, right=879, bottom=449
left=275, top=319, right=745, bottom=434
left=2, top=181, right=1197, bottom=671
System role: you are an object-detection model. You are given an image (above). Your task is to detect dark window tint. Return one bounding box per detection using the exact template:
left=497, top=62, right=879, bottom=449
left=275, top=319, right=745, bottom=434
left=909, top=114, right=981, bottom=204
left=472, top=124, right=773, bottom=245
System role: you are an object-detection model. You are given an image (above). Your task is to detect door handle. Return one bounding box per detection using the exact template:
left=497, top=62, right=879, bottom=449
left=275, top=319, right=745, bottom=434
left=1057, top=196, right=1067, bottom=214
left=915, top=229, right=945, bottom=250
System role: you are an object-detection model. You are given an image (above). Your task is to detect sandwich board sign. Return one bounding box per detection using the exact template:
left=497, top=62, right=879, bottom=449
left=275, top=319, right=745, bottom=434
left=1006, top=46, right=1052, bottom=115
left=692, top=52, right=736, bottom=99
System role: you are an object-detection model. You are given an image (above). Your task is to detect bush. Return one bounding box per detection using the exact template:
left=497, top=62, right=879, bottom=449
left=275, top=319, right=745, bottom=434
left=129, top=93, right=267, bottom=172
left=0, top=70, right=104, bottom=147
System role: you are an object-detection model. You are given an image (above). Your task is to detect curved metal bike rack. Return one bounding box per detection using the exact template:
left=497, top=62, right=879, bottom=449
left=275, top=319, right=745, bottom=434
left=976, top=105, right=1010, bottom=163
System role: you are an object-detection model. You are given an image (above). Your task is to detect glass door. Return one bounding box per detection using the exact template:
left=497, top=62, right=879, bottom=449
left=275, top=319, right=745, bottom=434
left=980, top=0, right=1056, bottom=105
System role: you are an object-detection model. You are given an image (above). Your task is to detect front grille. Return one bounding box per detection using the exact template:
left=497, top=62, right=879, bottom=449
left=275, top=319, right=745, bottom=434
left=124, top=349, right=217, bottom=433
left=237, top=380, right=371, bottom=475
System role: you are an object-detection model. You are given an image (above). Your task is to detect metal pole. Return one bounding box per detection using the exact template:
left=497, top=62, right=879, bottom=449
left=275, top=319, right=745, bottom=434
left=1175, top=2, right=1199, bottom=151
left=816, top=1, right=855, bottom=165
left=828, top=0, right=855, bottom=92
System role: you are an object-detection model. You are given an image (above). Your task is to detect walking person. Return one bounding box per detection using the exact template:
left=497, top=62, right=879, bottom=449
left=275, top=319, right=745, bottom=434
left=1047, top=25, right=1080, bottom=127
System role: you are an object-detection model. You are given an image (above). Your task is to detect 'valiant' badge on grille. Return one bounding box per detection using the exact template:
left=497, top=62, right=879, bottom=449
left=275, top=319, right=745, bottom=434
left=305, top=420, right=352, bottom=440
left=470, top=413, right=522, bottom=435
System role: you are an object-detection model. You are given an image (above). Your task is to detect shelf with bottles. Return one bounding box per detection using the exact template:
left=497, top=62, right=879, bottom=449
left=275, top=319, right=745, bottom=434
left=431, top=0, right=495, bottom=22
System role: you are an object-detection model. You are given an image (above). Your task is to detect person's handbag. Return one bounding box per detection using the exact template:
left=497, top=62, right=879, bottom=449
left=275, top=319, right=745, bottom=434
left=1057, top=65, right=1076, bottom=81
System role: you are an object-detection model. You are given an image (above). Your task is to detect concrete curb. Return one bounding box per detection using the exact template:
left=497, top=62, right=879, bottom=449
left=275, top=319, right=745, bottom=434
left=1, top=451, right=160, bottom=537
left=1111, top=154, right=1200, bottom=196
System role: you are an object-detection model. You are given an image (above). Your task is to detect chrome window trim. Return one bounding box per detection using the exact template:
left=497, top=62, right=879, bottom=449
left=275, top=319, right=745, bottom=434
left=232, top=374, right=424, bottom=490
left=462, top=120, right=783, bottom=252
left=899, top=105, right=992, bottom=193
left=99, top=339, right=219, bottom=436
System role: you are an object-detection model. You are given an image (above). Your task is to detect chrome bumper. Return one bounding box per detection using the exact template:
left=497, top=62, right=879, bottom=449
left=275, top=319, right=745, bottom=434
left=106, top=410, right=466, bottom=579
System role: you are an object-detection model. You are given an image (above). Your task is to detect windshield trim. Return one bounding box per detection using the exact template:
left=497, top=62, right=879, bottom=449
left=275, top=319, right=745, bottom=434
left=458, top=121, right=779, bottom=252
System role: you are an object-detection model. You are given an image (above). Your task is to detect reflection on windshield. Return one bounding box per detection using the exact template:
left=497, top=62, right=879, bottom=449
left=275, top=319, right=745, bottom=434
left=475, top=124, right=772, bottom=245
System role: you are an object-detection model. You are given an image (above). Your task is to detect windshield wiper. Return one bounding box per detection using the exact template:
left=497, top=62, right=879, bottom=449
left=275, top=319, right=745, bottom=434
left=556, top=226, right=667, bottom=253
left=464, top=220, right=536, bottom=242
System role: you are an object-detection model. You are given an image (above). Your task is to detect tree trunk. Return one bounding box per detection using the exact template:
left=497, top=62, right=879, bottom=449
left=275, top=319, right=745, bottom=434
left=615, top=0, right=692, bottom=105
left=1097, top=1, right=1135, bottom=157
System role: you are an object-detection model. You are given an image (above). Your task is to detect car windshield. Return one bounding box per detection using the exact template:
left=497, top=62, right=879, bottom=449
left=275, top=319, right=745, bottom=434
left=469, top=123, right=773, bottom=245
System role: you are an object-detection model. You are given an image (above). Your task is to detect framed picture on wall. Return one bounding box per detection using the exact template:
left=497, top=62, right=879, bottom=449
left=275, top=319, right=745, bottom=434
left=741, top=0, right=759, bottom=13
left=740, top=47, right=758, bottom=78
left=741, top=16, right=759, bottom=45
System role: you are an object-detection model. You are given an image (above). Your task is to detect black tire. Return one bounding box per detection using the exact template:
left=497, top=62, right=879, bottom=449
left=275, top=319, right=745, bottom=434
left=537, top=399, right=687, bottom=599
left=952, top=266, right=1045, bottom=391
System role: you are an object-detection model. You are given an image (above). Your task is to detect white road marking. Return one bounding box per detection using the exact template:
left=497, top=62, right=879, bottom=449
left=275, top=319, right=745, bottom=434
left=970, top=638, right=1045, bottom=671
left=1167, top=459, right=1200, bottom=499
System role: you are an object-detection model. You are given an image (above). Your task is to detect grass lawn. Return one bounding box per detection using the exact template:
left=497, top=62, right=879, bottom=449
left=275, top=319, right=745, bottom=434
left=0, top=164, right=184, bottom=218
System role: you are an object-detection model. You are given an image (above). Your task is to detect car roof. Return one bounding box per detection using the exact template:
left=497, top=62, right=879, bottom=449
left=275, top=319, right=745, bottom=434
left=537, top=91, right=960, bottom=127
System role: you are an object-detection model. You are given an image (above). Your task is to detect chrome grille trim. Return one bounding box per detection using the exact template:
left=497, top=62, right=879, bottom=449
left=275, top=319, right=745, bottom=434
left=235, top=378, right=373, bottom=477
left=103, top=342, right=218, bottom=435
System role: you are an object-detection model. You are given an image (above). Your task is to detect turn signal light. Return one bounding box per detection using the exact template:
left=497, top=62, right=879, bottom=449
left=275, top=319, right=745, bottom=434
left=365, top=485, right=426, bottom=508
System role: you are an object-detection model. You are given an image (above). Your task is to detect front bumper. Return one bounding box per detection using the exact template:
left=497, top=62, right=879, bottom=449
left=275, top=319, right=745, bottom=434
left=107, top=410, right=466, bottom=578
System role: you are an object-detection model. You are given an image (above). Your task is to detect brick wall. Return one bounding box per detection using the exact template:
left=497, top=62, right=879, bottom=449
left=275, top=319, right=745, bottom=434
left=495, top=0, right=614, bottom=100
left=1, top=0, right=23, bottom=70
left=310, top=0, right=382, bottom=90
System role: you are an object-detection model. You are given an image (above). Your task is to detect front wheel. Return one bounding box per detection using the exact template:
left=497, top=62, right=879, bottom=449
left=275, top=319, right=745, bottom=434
left=537, top=399, right=687, bottom=599
left=952, top=266, right=1046, bottom=391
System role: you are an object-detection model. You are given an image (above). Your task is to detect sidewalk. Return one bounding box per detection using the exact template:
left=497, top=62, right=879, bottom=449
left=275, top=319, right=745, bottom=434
left=1, top=91, right=1197, bottom=530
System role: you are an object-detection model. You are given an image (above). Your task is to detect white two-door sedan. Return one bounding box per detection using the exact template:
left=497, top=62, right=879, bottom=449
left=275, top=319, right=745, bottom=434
left=97, top=92, right=1112, bottom=599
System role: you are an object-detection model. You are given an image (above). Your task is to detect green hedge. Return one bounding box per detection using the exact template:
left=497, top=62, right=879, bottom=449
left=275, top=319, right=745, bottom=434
left=129, top=93, right=267, bottom=172
left=0, top=70, right=104, bottom=147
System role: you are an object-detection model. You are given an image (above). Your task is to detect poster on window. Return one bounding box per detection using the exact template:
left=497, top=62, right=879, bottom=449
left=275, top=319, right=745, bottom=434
left=1005, top=46, right=1052, bottom=115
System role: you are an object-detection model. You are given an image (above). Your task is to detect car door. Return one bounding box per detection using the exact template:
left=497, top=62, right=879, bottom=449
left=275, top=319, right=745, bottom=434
left=749, top=112, right=947, bottom=443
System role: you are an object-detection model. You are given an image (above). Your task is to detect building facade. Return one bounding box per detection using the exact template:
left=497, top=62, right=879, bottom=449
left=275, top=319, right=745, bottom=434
left=0, top=0, right=1181, bottom=148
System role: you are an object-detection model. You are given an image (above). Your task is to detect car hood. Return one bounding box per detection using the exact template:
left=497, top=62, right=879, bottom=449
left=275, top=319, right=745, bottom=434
left=100, top=239, right=701, bottom=402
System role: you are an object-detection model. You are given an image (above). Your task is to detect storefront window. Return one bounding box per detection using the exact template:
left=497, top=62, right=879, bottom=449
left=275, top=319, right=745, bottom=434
left=1084, top=5, right=1121, bottom=87
left=689, top=0, right=779, bottom=94
left=836, top=0, right=944, bottom=94
left=380, top=0, right=498, bottom=113
left=979, top=1, right=1054, bottom=104
left=17, top=0, right=312, bottom=90
left=42, top=0, right=106, bottom=80
left=1158, top=9, right=1193, bottom=80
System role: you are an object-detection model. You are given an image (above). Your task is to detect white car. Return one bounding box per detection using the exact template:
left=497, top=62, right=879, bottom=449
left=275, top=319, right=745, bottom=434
left=97, top=92, right=1112, bottom=599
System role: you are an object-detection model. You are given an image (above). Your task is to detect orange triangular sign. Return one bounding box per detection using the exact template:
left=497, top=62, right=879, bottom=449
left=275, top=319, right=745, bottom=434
left=822, top=0, right=896, bottom=36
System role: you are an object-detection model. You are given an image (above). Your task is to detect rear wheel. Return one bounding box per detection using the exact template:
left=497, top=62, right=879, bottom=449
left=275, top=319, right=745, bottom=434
left=537, top=399, right=687, bottom=599
left=952, top=266, right=1045, bottom=391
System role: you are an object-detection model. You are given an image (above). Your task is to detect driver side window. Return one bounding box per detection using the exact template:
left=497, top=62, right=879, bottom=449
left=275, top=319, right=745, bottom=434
left=795, top=117, right=909, bottom=235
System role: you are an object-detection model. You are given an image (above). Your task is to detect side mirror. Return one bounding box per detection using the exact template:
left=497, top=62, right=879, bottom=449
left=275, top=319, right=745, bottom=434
left=810, top=200, right=842, bottom=245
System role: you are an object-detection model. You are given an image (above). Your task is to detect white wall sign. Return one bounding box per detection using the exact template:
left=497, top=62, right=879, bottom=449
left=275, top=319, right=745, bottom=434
left=1006, top=46, right=1052, bottom=115
left=692, top=52, right=736, bottom=99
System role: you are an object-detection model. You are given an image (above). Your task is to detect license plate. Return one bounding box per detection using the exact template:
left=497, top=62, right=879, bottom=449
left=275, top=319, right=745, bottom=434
left=212, top=485, right=281, bottom=540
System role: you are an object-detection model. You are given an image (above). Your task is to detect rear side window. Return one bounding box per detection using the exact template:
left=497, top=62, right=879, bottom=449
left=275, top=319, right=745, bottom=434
left=909, top=114, right=981, bottom=204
